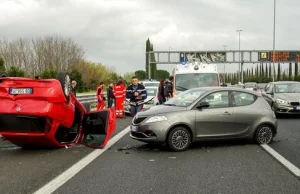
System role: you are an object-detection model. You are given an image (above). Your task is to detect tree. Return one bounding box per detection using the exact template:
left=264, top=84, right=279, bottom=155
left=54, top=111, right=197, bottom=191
left=256, top=65, right=259, bottom=78
left=123, top=72, right=135, bottom=84
left=150, top=43, right=157, bottom=79
left=277, top=63, right=281, bottom=80
left=68, top=69, right=86, bottom=93
left=155, top=69, right=170, bottom=80
left=145, top=38, right=151, bottom=78
left=265, top=63, right=268, bottom=78
left=135, top=70, right=146, bottom=80
left=0, top=36, right=84, bottom=76
left=295, top=63, right=298, bottom=78
left=40, top=69, right=58, bottom=78
left=282, top=70, right=287, bottom=81
left=269, top=63, right=272, bottom=78
left=289, top=62, right=292, bottom=80
left=6, top=66, right=25, bottom=77
left=0, top=57, right=5, bottom=75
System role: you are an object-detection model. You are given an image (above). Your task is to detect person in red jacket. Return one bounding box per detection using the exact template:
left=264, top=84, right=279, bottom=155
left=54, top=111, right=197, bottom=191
left=113, top=80, right=126, bottom=118
left=96, top=82, right=106, bottom=110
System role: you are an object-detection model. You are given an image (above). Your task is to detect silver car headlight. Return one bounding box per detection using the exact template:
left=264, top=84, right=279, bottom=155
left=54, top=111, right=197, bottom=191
left=276, top=99, right=288, bottom=104
left=145, top=116, right=167, bottom=123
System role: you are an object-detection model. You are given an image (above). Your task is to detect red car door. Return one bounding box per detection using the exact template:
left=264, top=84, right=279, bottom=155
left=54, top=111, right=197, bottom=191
left=80, top=108, right=116, bottom=148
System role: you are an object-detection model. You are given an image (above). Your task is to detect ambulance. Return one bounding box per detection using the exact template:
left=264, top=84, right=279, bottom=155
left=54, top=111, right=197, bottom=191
left=172, top=60, right=221, bottom=96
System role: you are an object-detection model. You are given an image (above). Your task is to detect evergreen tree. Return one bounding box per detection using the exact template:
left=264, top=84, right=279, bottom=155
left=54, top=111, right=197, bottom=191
left=295, top=63, right=298, bottom=77
left=277, top=63, right=281, bottom=80
left=269, top=63, right=272, bottom=78
left=149, top=43, right=157, bottom=79
left=265, top=63, right=268, bottom=78
left=261, top=63, right=264, bottom=77
left=0, top=58, right=5, bottom=74
left=282, top=70, right=287, bottom=81
left=251, top=67, right=254, bottom=77
left=145, top=38, right=151, bottom=78
left=289, top=62, right=292, bottom=80
left=256, top=65, right=259, bottom=78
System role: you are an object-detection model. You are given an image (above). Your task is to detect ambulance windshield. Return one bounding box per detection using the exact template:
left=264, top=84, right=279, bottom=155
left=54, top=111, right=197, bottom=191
left=175, top=73, right=219, bottom=91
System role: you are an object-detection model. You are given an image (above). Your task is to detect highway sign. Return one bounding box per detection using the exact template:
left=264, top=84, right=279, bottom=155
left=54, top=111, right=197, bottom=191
left=179, top=52, right=226, bottom=63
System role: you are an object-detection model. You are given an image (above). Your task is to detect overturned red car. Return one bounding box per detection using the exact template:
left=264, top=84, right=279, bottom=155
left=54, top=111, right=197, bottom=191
left=0, top=72, right=116, bottom=149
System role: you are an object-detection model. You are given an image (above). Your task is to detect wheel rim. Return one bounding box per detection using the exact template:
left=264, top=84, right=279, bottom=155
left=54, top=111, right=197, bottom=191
left=171, top=129, right=189, bottom=149
left=64, top=74, right=71, bottom=96
left=258, top=127, right=273, bottom=144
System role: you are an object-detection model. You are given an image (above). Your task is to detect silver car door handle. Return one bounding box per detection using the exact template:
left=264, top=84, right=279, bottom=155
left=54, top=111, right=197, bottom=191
left=223, top=111, right=232, bottom=115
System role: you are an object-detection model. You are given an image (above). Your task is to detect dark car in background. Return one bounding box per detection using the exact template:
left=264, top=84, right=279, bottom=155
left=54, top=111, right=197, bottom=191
left=130, top=87, right=277, bottom=152
left=262, top=81, right=300, bottom=116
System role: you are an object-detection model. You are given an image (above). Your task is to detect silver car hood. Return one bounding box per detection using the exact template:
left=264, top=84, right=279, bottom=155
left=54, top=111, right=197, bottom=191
left=137, top=105, right=187, bottom=116
left=275, top=93, right=300, bottom=102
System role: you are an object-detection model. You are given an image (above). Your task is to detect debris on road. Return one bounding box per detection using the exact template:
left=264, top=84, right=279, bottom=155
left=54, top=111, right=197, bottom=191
left=168, top=157, right=176, bottom=159
left=117, top=145, right=132, bottom=151
left=149, top=159, right=155, bottom=162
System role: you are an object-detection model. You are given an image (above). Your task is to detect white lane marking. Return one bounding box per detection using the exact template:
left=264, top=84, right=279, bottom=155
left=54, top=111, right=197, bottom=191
left=34, top=126, right=131, bottom=194
left=260, top=144, right=300, bottom=177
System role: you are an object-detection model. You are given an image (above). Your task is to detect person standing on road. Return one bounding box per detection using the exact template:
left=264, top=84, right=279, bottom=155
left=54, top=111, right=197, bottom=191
left=71, top=80, right=77, bottom=97
left=126, top=76, right=147, bottom=116
left=107, top=83, right=115, bottom=108
left=158, top=79, right=166, bottom=104
left=113, top=80, right=126, bottom=118
left=96, top=82, right=106, bottom=110
left=165, top=76, right=173, bottom=100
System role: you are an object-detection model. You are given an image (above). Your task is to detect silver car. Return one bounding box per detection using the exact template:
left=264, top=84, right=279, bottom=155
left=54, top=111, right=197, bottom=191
left=130, top=87, right=277, bottom=152
left=262, top=81, right=300, bottom=115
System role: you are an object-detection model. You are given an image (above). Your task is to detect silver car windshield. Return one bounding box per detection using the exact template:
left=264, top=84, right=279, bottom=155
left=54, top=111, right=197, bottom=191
left=144, top=82, right=159, bottom=87
left=175, top=73, right=219, bottom=91
left=146, top=88, right=157, bottom=97
left=274, top=83, right=300, bottom=93
left=164, top=89, right=205, bottom=107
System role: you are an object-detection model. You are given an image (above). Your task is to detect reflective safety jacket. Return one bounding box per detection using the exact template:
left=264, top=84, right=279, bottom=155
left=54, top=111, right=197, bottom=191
left=113, top=84, right=126, bottom=101
left=97, top=85, right=104, bottom=101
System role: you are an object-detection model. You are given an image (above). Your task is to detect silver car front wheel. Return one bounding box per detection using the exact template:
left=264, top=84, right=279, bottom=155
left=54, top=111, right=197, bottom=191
left=167, top=127, right=191, bottom=152
left=255, top=125, right=274, bottom=144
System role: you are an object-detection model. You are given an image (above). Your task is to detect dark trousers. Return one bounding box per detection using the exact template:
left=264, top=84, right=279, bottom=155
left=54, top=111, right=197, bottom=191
left=130, top=105, right=142, bottom=116
left=107, top=98, right=114, bottom=108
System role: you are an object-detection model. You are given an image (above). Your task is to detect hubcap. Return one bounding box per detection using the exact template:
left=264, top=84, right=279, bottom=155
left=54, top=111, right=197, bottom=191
left=64, top=75, right=70, bottom=96
left=258, top=127, right=273, bottom=144
left=171, top=130, right=189, bottom=149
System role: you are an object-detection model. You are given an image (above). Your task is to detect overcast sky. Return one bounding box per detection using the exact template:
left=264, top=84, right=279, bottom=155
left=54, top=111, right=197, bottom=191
left=1, top=0, right=299, bottom=75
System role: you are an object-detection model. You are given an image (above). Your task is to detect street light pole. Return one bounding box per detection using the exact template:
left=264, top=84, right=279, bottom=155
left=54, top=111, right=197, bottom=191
left=236, top=30, right=242, bottom=82
left=272, top=0, right=276, bottom=82
left=223, top=45, right=227, bottom=82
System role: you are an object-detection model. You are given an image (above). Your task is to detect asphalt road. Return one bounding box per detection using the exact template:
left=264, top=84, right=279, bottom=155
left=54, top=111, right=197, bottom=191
left=270, top=116, right=300, bottom=169
left=0, top=116, right=299, bottom=194
left=0, top=116, right=130, bottom=194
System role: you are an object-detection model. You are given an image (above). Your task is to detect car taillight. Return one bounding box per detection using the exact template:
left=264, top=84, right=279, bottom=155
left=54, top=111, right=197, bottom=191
left=45, top=117, right=53, bottom=133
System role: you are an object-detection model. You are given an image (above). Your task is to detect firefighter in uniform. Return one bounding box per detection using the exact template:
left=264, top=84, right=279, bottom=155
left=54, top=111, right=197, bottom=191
left=126, top=76, right=147, bottom=116
left=113, top=80, right=126, bottom=118
left=96, top=82, right=106, bottom=110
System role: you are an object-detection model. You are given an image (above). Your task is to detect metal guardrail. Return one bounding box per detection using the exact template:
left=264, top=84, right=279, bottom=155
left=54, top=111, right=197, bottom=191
left=76, top=93, right=107, bottom=111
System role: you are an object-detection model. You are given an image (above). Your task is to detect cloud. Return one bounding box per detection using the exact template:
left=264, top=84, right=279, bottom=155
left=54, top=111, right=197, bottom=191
left=0, top=0, right=299, bottom=74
